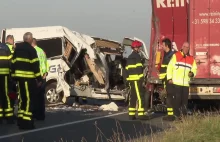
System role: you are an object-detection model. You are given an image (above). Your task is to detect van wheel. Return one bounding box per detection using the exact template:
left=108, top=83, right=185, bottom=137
left=45, top=82, right=63, bottom=104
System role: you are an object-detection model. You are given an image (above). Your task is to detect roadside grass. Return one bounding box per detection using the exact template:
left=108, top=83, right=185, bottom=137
left=162, top=112, right=220, bottom=142
left=92, top=111, right=220, bottom=142
left=53, top=111, right=220, bottom=142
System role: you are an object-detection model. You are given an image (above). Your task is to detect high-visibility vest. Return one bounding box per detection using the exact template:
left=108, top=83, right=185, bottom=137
left=34, top=46, right=48, bottom=76
left=6, top=44, right=14, bottom=54
left=167, top=51, right=197, bottom=87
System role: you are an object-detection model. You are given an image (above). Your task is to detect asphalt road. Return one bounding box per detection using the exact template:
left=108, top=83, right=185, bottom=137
left=0, top=106, right=171, bottom=142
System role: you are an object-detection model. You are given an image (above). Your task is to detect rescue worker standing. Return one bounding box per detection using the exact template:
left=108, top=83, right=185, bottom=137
left=32, top=38, right=48, bottom=121
left=6, top=35, right=15, bottom=54
left=5, top=35, right=18, bottom=116
left=158, top=38, right=175, bottom=121
left=0, top=43, right=14, bottom=124
left=11, top=32, right=42, bottom=129
left=126, top=40, right=151, bottom=120
left=166, top=42, right=197, bottom=120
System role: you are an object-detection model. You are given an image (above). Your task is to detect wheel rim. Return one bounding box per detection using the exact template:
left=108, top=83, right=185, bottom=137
left=46, top=88, right=60, bottom=103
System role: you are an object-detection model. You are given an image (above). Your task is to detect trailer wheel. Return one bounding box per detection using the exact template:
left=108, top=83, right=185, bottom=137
left=45, top=82, right=63, bottom=104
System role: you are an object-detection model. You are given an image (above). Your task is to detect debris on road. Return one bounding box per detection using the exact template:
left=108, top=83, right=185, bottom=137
left=99, top=102, right=118, bottom=111
left=46, top=104, right=100, bottom=113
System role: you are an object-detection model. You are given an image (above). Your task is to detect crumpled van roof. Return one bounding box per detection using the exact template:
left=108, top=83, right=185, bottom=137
left=3, top=26, right=93, bottom=56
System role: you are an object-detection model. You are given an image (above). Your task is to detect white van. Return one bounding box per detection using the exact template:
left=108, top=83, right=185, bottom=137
left=1, top=26, right=149, bottom=105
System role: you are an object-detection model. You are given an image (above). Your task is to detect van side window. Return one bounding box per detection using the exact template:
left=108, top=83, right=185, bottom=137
left=37, top=38, right=62, bottom=58
left=15, top=38, right=63, bottom=58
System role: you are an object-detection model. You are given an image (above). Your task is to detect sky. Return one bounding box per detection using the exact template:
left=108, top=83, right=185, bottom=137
left=1, top=0, right=152, bottom=48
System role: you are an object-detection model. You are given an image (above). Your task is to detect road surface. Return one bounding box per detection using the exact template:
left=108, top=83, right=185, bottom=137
left=0, top=106, right=170, bottom=142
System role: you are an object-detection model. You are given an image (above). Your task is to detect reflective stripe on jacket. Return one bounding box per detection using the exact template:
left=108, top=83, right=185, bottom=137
left=0, top=43, right=12, bottom=75
left=167, top=51, right=197, bottom=87
left=6, top=44, right=14, bottom=54
left=125, top=51, right=144, bottom=81
left=11, top=42, right=41, bottom=81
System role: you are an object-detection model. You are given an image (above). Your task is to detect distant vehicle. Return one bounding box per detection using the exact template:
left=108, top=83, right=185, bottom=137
left=148, top=0, right=220, bottom=109
left=1, top=26, right=149, bottom=105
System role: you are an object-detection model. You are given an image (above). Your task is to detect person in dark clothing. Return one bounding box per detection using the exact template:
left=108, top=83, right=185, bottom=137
left=11, top=32, right=42, bottom=130
left=126, top=40, right=152, bottom=120
left=32, top=38, right=48, bottom=121
left=0, top=43, right=14, bottom=124
left=158, top=38, right=176, bottom=121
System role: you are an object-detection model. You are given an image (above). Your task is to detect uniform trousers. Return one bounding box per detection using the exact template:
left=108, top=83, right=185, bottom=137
left=128, top=79, right=147, bottom=116
left=0, top=75, right=14, bottom=121
left=166, top=84, right=189, bottom=117
left=33, top=79, right=46, bottom=120
left=17, top=78, right=37, bottom=128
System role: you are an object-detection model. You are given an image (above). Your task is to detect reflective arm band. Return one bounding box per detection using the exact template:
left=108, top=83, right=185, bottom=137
left=126, top=74, right=144, bottom=81
left=11, top=58, right=39, bottom=63
left=0, top=55, right=12, bottom=60
left=159, top=73, right=166, bottom=79
left=126, top=63, right=143, bottom=70
left=161, top=64, right=167, bottom=67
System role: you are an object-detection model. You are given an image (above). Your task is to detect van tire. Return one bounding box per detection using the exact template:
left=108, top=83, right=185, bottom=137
left=45, top=82, right=63, bottom=104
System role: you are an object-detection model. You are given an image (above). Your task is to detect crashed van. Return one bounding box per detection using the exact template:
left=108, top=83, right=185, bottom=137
left=0, top=26, right=149, bottom=105
left=1, top=26, right=96, bottom=104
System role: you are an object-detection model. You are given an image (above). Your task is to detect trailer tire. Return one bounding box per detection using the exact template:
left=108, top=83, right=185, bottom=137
left=45, top=82, right=63, bottom=104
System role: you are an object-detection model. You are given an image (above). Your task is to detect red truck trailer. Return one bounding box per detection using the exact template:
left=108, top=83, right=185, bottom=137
left=148, top=0, right=220, bottom=109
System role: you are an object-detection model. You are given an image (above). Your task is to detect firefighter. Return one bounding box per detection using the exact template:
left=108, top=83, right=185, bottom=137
left=31, top=38, right=48, bottom=121
left=126, top=40, right=151, bottom=120
left=166, top=42, right=197, bottom=121
left=11, top=32, right=42, bottom=129
left=6, top=35, right=15, bottom=54
left=5, top=35, right=18, bottom=111
left=157, top=38, right=175, bottom=120
left=0, top=42, right=14, bottom=124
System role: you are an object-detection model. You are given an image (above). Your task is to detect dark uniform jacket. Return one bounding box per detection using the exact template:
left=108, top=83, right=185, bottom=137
left=125, top=51, right=144, bottom=81
left=159, top=50, right=175, bottom=81
left=0, top=43, right=12, bottom=75
left=11, top=42, right=42, bottom=82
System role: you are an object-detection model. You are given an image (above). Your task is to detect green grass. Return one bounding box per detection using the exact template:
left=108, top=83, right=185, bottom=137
left=104, top=112, right=220, bottom=142
left=162, top=113, right=220, bottom=142
left=52, top=112, right=220, bottom=142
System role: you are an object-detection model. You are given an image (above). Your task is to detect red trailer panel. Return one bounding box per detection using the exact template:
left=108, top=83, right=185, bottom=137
left=148, top=0, right=189, bottom=82
left=149, top=0, right=220, bottom=104
left=190, top=0, right=220, bottom=79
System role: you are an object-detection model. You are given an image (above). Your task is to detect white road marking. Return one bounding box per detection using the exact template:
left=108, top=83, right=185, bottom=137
left=0, top=111, right=127, bottom=139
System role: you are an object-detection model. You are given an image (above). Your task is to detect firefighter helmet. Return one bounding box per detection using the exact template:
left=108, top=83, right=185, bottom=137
left=131, top=40, right=142, bottom=49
